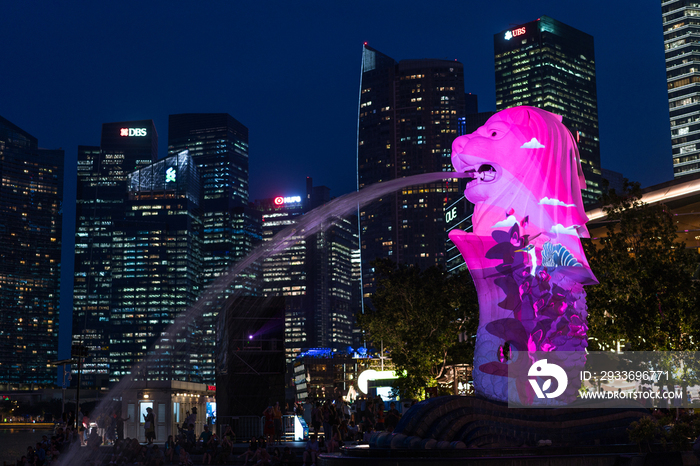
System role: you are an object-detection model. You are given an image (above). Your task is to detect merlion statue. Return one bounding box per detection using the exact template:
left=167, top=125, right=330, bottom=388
left=449, top=106, right=597, bottom=404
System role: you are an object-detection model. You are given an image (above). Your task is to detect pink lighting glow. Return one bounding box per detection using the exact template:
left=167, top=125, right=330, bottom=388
left=449, top=106, right=595, bottom=405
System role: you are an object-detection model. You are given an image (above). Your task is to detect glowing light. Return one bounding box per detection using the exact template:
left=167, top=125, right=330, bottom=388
left=274, top=196, right=302, bottom=205
left=505, top=27, right=526, bottom=40
left=357, top=369, right=398, bottom=394
left=120, top=128, right=147, bottom=137
left=450, top=107, right=592, bottom=405
left=165, top=167, right=176, bottom=183
left=587, top=176, right=700, bottom=222
left=248, top=335, right=253, bottom=340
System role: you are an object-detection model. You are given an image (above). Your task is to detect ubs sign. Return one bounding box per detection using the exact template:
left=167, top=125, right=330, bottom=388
left=120, top=128, right=147, bottom=137
left=504, top=27, right=526, bottom=40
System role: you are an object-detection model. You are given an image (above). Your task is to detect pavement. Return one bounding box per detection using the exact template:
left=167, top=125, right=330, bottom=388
left=118, top=440, right=336, bottom=465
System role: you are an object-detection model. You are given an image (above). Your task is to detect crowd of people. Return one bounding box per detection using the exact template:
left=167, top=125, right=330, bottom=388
left=9, top=396, right=404, bottom=466
left=307, top=397, right=402, bottom=445
left=296, top=396, right=404, bottom=466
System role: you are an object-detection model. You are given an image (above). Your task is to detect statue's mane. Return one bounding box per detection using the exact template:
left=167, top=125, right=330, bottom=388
left=474, top=106, right=590, bottom=238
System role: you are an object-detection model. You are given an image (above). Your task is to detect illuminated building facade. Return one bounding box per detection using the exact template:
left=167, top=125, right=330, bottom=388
left=292, top=349, right=369, bottom=401
left=168, top=114, right=261, bottom=383
left=256, top=179, right=359, bottom=361
left=445, top=112, right=492, bottom=275
left=358, top=45, right=464, bottom=298
left=0, top=116, right=63, bottom=384
left=110, top=151, right=203, bottom=382
left=444, top=196, right=474, bottom=275
left=494, top=16, right=602, bottom=206
left=73, top=120, right=157, bottom=387
left=662, top=2, right=700, bottom=177
left=168, top=113, right=253, bottom=282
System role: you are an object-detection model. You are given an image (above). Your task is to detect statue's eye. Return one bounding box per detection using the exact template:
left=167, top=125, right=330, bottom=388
left=491, top=131, right=497, bottom=137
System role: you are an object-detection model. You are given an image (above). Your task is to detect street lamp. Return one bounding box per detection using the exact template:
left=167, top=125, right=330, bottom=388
left=49, top=359, right=75, bottom=424
left=71, top=344, right=89, bottom=429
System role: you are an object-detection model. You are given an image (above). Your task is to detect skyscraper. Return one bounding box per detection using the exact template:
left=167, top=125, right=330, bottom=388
left=110, top=151, right=203, bottom=382
left=0, top=115, right=63, bottom=384
left=168, top=114, right=261, bottom=383
left=256, top=179, right=359, bottom=360
left=358, top=45, right=464, bottom=298
left=662, top=2, right=700, bottom=177
left=494, top=16, right=602, bottom=205
left=73, top=120, right=157, bottom=387
left=168, top=114, right=253, bottom=281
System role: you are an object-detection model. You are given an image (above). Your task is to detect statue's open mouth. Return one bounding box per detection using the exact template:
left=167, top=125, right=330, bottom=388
left=464, top=164, right=497, bottom=184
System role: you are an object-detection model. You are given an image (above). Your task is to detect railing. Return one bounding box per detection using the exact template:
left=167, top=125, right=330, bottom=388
left=216, top=416, right=262, bottom=440
left=216, top=415, right=305, bottom=441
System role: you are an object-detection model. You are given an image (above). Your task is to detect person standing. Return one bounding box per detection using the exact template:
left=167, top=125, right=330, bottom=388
left=115, top=411, right=129, bottom=441
left=385, top=402, right=401, bottom=431
left=310, top=402, right=322, bottom=438
left=81, top=411, right=90, bottom=446
left=184, top=407, right=197, bottom=427
left=375, top=403, right=385, bottom=431
left=144, top=407, right=156, bottom=444
left=263, top=406, right=275, bottom=446
left=273, top=402, right=283, bottom=445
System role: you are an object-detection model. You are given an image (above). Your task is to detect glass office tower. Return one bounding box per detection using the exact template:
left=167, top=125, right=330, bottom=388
left=168, top=114, right=261, bottom=383
left=256, top=179, right=358, bottom=361
left=358, top=45, right=464, bottom=298
left=110, top=151, right=202, bottom=382
left=662, top=1, right=700, bottom=177
left=73, top=120, right=157, bottom=387
left=494, top=16, right=602, bottom=206
left=0, top=116, right=63, bottom=384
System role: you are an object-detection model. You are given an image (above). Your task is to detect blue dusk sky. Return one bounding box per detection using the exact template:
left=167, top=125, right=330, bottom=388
left=1, top=1, right=671, bottom=361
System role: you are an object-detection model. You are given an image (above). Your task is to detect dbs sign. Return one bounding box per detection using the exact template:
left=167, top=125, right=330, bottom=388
left=120, top=128, right=147, bottom=137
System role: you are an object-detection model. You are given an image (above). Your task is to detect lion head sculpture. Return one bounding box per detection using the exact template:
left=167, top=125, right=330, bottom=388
left=452, top=106, right=590, bottom=249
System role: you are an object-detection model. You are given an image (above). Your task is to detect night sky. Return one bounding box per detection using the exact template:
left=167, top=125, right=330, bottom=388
left=2, top=1, right=670, bottom=362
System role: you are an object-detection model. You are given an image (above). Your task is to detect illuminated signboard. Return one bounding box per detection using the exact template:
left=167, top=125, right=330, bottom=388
left=120, top=128, right=148, bottom=137
left=445, top=206, right=458, bottom=223
left=357, top=369, right=398, bottom=394
left=273, top=196, right=302, bottom=205
left=165, top=167, right=176, bottom=183
left=504, top=27, right=526, bottom=40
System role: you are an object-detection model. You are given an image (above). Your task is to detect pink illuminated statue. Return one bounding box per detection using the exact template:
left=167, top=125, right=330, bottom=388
left=449, top=106, right=597, bottom=404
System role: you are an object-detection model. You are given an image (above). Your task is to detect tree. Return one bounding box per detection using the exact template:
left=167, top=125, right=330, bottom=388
left=357, top=259, right=479, bottom=399
left=583, top=180, right=700, bottom=351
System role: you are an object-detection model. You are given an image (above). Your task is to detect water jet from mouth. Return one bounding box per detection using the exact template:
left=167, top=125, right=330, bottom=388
left=57, top=171, right=469, bottom=466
